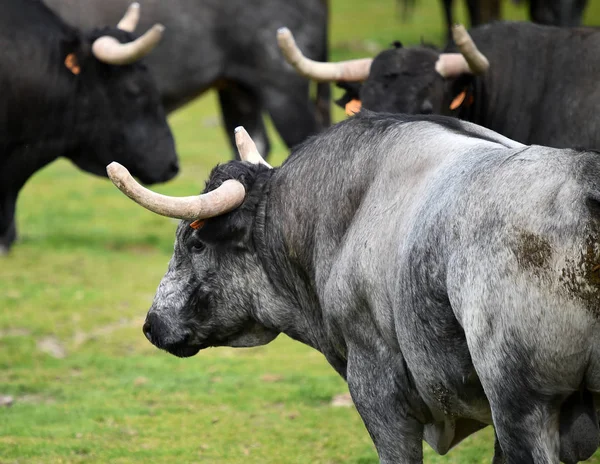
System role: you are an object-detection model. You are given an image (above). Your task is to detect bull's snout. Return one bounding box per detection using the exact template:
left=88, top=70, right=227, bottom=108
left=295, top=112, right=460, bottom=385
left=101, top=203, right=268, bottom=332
left=142, top=312, right=201, bottom=358
left=142, top=316, right=154, bottom=343
left=143, top=312, right=169, bottom=345
left=139, top=160, right=179, bottom=185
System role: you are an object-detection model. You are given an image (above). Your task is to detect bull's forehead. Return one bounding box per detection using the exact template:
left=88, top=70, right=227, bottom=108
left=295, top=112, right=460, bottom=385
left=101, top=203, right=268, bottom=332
left=371, top=47, right=439, bottom=75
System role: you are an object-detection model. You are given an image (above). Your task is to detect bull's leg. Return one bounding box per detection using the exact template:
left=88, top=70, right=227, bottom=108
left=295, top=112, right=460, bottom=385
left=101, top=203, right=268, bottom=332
left=0, top=197, right=17, bottom=254
left=218, top=84, right=271, bottom=160
left=440, top=0, right=454, bottom=39
left=346, top=345, right=423, bottom=464
left=259, top=81, right=322, bottom=150
left=492, top=433, right=506, bottom=464
left=469, top=351, right=560, bottom=463
left=466, top=0, right=481, bottom=26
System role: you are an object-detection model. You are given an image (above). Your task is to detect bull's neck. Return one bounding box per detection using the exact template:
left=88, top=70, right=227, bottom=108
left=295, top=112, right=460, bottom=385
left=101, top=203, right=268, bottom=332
left=459, top=74, right=529, bottom=144
left=254, top=144, right=378, bottom=377
left=0, top=141, right=68, bottom=195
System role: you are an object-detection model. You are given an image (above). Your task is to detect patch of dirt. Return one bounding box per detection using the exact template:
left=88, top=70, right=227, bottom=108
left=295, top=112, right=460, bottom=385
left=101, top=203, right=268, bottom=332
left=0, top=395, right=13, bottom=407
left=559, top=225, right=600, bottom=316
left=18, top=394, right=56, bottom=405
left=260, top=374, right=284, bottom=383
left=134, top=376, right=148, bottom=386
left=514, top=230, right=552, bottom=276
left=0, top=328, right=30, bottom=339
left=37, top=336, right=66, bottom=359
left=330, top=392, right=354, bottom=408
left=73, top=317, right=144, bottom=347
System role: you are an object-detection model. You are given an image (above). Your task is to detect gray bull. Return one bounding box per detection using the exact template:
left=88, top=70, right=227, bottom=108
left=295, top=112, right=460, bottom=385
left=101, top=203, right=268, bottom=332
left=43, top=0, right=330, bottom=159
left=109, top=112, right=600, bottom=463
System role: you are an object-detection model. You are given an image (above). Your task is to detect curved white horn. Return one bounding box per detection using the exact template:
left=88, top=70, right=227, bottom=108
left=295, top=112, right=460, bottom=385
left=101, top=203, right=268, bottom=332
left=92, top=24, right=164, bottom=66
left=435, top=53, right=472, bottom=78
left=117, top=2, right=140, bottom=33
left=452, top=24, right=489, bottom=75
left=277, top=27, right=372, bottom=82
left=234, top=127, right=272, bottom=168
left=107, top=162, right=246, bottom=220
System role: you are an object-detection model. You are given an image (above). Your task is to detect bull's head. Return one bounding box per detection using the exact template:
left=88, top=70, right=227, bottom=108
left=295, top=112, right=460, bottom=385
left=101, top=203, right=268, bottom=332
left=67, top=3, right=178, bottom=185
left=107, top=128, right=279, bottom=357
left=277, top=25, right=489, bottom=116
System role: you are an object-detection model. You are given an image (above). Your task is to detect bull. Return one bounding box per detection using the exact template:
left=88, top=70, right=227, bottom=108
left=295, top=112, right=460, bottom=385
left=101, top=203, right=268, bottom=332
left=279, top=21, right=600, bottom=151
left=42, top=0, right=330, bottom=159
left=108, top=112, right=600, bottom=463
left=0, top=0, right=177, bottom=253
left=434, top=0, right=589, bottom=36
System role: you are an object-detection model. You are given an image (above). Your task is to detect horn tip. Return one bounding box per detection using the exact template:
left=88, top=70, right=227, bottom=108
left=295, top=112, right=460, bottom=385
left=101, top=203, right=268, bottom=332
left=154, top=24, right=166, bottom=33
left=452, top=24, right=467, bottom=37
left=106, top=161, right=127, bottom=179
left=277, top=27, right=292, bottom=40
left=130, top=2, right=140, bottom=9
left=234, top=126, right=244, bottom=133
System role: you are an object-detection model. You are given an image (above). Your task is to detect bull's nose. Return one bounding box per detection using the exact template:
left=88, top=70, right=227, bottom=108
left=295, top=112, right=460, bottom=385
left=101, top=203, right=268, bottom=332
left=143, top=318, right=153, bottom=343
left=168, top=160, right=179, bottom=177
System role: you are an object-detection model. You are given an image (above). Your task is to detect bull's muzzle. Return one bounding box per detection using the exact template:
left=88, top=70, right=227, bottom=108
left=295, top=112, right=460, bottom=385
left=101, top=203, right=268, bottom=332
left=142, top=312, right=201, bottom=358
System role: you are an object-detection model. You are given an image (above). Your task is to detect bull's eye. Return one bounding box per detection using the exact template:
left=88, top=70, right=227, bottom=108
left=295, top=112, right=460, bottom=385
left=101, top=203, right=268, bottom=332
left=189, top=238, right=205, bottom=254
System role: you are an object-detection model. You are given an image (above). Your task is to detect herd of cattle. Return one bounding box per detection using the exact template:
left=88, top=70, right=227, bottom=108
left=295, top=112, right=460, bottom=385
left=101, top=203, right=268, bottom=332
left=6, top=0, right=600, bottom=462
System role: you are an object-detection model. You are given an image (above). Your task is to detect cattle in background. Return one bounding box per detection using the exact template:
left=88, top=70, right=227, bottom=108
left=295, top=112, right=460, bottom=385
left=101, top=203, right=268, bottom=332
left=42, top=0, right=330, bottom=159
left=279, top=22, right=600, bottom=151
left=108, top=114, right=600, bottom=463
left=404, top=0, right=588, bottom=39
left=0, top=0, right=177, bottom=254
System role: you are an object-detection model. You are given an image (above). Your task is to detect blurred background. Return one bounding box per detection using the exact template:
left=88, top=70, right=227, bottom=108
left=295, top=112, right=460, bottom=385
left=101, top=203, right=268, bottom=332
left=2, top=0, right=600, bottom=462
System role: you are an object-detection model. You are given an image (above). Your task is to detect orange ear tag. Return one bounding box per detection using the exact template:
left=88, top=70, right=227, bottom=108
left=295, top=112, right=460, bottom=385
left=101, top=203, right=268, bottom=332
left=345, top=99, right=362, bottom=116
left=190, top=219, right=205, bottom=230
left=64, top=53, right=81, bottom=75
left=449, top=90, right=467, bottom=110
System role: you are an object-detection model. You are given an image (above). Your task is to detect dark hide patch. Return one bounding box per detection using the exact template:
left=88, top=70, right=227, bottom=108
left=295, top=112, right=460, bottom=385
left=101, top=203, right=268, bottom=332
left=559, top=222, right=600, bottom=317
left=431, top=383, right=455, bottom=418
left=514, top=231, right=552, bottom=277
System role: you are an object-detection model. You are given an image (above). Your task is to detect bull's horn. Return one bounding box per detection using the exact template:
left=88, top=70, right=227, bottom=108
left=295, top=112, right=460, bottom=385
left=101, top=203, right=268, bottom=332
left=92, top=23, right=164, bottom=66
left=106, top=162, right=246, bottom=220
left=234, top=127, right=272, bottom=168
left=452, top=24, right=489, bottom=75
left=117, top=2, right=140, bottom=33
left=435, top=53, right=472, bottom=78
left=277, top=27, right=372, bottom=82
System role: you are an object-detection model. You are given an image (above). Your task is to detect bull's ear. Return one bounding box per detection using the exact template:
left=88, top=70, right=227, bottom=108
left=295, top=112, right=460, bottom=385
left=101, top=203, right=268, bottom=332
left=335, top=82, right=363, bottom=108
left=195, top=209, right=252, bottom=247
left=447, top=74, right=475, bottom=111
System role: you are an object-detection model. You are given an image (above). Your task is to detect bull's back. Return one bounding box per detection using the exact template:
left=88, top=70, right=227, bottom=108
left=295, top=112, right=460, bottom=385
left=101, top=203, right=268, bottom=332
left=442, top=146, right=600, bottom=393
left=466, top=22, right=600, bottom=148
left=42, top=0, right=328, bottom=111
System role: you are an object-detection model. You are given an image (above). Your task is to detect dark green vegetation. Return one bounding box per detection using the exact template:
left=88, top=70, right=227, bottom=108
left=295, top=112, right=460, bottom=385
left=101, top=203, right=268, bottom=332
left=2, top=0, right=600, bottom=462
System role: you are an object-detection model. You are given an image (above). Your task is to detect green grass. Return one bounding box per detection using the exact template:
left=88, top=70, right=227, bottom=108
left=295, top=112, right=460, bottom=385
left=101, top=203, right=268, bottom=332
left=3, top=0, right=600, bottom=462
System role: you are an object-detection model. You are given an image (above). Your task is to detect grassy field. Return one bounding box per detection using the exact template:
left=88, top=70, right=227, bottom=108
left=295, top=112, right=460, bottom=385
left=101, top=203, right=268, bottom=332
left=3, top=0, right=600, bottom=462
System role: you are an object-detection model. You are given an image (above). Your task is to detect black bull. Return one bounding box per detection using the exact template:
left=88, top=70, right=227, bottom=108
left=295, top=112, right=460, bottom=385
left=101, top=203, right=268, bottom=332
left=109, top=112, right=600, bottom=463
left=308, top=21, right=600, bottom=151
left=403, top=0, right=588, bottom=37
left=0, top=0, right=177, bottom=253
left=42, top=0, right=331, bottom=160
